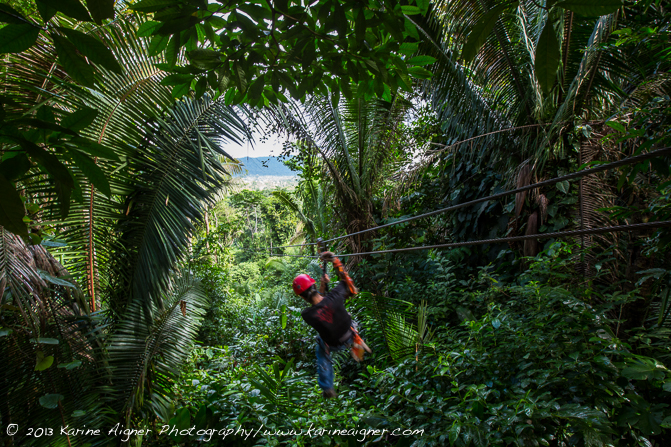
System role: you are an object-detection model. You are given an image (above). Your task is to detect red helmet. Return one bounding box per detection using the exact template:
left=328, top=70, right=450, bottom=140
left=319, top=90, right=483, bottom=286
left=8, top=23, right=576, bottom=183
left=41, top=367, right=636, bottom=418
left=293, top=274, right=316, bottom=295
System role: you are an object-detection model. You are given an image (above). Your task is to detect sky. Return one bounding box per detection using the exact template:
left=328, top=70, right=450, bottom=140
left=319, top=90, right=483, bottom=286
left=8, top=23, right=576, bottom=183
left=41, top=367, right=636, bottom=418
left=221, top=129, right=287, bottom=159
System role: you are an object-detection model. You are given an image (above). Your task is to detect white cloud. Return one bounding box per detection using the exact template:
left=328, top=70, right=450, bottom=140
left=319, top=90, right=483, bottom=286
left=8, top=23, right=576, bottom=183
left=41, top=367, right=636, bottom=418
left=222, top=129, right=290, bottom=159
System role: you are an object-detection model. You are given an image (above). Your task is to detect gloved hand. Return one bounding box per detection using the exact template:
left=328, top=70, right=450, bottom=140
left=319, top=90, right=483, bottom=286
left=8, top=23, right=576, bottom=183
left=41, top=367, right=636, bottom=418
left=320, top=251, right=335, bottom=263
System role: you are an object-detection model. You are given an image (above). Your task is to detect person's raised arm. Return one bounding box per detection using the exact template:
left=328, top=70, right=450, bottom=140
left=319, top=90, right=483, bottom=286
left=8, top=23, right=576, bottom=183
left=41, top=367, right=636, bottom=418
left=320, top=251, right=358, bottom=296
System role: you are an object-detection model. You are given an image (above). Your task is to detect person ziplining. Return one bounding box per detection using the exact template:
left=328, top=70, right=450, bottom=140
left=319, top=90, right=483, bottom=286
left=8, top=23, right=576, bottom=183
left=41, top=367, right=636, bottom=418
left=292, top=251, right=371, bottom=398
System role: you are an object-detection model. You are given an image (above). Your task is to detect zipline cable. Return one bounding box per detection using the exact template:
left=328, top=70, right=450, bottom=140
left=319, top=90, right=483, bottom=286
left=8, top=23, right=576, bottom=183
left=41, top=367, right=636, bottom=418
left=240, top=146, right=671, bottom=254
left=261, top=221, right=671, bottom=259
left=319, top=146, right=671, bottom=244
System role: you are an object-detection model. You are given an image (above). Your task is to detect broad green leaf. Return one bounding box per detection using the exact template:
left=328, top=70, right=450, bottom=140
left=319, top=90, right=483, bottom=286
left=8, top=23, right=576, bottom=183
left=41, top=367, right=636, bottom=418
left=171, top=83, right=190, bottom=98
left=401, top=5, right=421, bottom=15
left=535, top=20, right=560, bottom=94
left=148, top=34, right=170, bottom=57
left=193, top=76, right=206, bottom=99
left=606, top=121, right=626, bottom=132
left=35, top=0, right=57, bottom=22
left=39, top=394, right=64, bottom=409
left=58, top=360, right=82, bottom=369
left=35, top=352, right=54, bottom=371
left=131, top=0, right=178, bottom=13
left=0, top=153, right=31, bottom=181
left=622, top=361, right=666, bottom=381
left=61, top=107, right=99, bottom=131
left=137, top=21, right=162, bottom=37
left=407, top=55, right=436, bottom=66
left=416, top=0, right=430, bottom=15
left=38, top=269, right=77, bottom=288
left=399, top=42, right=419, bottom=56
left=59, top=28, right=122, bottom=74
left=0, top=24, right=40, bottom=53
left=0, top=328, right=13, bottom=337
left=280, top=304, right=287, bottom=329
left=85, top=0, right=114, bottom=25
left=165, top=34, right=180, bottom=69
left=52, top=34, right=95, bottom=87
left=72, top=410, right=86, bottom=417
left=0, top=174, right=28, bottom=236
left=52, top=0, right=92, bottom=22
left=23, top=141, right=74, bottom=217
left=71, top=137, right=120, bottom=161
left=462, top=3, right=518, bottom=62
left=248, top=77, right=265, bottom=102
left=188, top=49, right=221, bottom=70
left=556, top=180, right=570, bottom=194
left=408, top=66, right=432, bottom=79
left=67, top=149, right=111, bottom=197
left=31, top=337, right=60, bottom=344
left=555, top=0, right=623, bottom=17
left=0, top=4, right=28, bottom=24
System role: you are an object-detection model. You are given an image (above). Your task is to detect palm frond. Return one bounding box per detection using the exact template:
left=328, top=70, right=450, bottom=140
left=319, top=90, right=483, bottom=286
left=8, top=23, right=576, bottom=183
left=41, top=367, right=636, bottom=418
left=106, top=271, right=208, bottom=427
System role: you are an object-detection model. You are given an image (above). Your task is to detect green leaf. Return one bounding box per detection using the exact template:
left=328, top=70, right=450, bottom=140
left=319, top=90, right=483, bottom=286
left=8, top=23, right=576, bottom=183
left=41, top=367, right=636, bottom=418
left=408, top=66, right=432, bottom=79
left=188, top=48, right=221, bottom=70
left=535, top=20, right=560, bottom=94
left=31, top=337, right=60, bottom=344
left=131, top=0, right=178, bottom=13
left=35, top=0, right=57, bottom=22
left=556, top=180, right=570, bottom=194
left=0, top=328, right=13, bottom=337
left=39, top=393, right=63, bottom=409
left=67, top=149, right=111, bottom=197
left=248, top=77, right=265, bottom=102
left=0, top=24, right=40, bottom=53
left=171, top=83, right=190, bottom=99
left=137, top=21, right=162, bottom=37
left=622, top=360, right=666, bottom=381
left=462, top=3, right=518, bottom=62
left=165, top=34, right=180, bottom=69
left=23, top=142, right=74, bottom=217
left=0, top=174, right=28, bottom=236
left=38, top=269, right=77, bottom=288
left=401, top=5, right=422, bottom=15
left=35, top=352, right=55, bottom=371
left=85, top=0, right=114, bottom=25
left=52, top=34, right=95, bottom=87
left=59, top=28, right=122, bottom=74
left=663, top=381, right=671, bottom=393
left=148, top=34, right=170, bottom=57
left=52, top=0, right=92, bottom=22
left=280, top=306, right=287, bottom=329
left=555, top=0, right=623, bottom=17
left=58, top=360, right=82, bottom=369
left=399, top=42, right=419, bottom=56
left=61, top=107, right=99, bottom=132
left=606, top=121, right=626, bottom=132
left=71, top=137, right=120, bottom=161
left=0, top=153, right=31, bottom=181
left=0, top=4, right=28, bottom=24
left=72, top=410, right=86, bottom=417
left=407, top=55, right=436, bottom=66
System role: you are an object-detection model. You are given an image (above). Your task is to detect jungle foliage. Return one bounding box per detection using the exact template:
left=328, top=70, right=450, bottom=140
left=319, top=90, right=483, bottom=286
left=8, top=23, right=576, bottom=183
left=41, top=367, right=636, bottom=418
left=1, top=0, right=671, bottom=446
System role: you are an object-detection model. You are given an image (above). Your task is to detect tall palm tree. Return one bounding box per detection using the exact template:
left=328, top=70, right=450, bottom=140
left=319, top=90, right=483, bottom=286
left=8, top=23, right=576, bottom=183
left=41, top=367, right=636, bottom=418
left=412, top=0, right=670, bottom=259
left=268, top=91, right=412, bottom=255
left=1, top=12, right=250, bottom=445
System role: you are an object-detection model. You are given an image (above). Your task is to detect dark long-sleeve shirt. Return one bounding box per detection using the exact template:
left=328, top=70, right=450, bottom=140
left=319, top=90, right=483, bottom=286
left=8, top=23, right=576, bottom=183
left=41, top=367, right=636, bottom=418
left=301, top=281, right=352, bottom=346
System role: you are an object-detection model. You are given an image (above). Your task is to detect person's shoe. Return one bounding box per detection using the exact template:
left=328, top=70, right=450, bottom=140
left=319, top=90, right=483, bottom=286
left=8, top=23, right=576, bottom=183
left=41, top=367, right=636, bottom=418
left=323, top=388, right=337, bottom=398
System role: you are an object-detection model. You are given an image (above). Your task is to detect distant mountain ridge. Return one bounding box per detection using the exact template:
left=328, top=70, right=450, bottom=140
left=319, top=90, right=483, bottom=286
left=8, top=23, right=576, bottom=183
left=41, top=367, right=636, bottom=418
left=235, top=156, right=295, bottom=177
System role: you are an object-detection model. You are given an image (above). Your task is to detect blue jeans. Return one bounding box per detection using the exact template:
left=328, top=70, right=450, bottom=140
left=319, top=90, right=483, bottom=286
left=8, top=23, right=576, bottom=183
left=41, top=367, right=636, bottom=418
left=315, top=334, right=353, bottom=391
